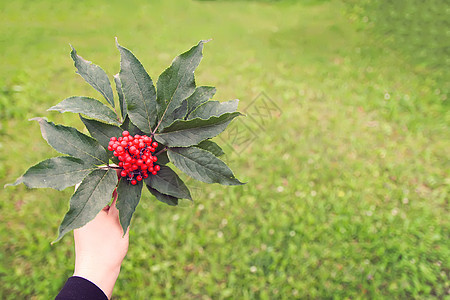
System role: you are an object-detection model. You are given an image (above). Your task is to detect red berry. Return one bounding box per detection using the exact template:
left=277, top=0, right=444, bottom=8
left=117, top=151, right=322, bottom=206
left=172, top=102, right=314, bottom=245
left=118, top=162, right=123, bottom=167
left=108, top=146, right=113, bottom=151
left=154, top=165, right=161, bottom=171
left=131, top=179, right=137, bottom=185
left=134, top=134, right=141, bottom=139
left=122, top=131, right=129, bottom=137
left=143, top=173, right=148, bottom=179
left=152, top=156, right=158, bottom=162
left=110, top=137, right=117, bottom=141
left=120, top=170, right=127, bottom=177
left=139, top=142, right=145, bottom=148
left=152, top=142, right=158, bottom=148
left=117, top=146, right=124, bottom=152
left=152, top=171, right=157, bottom=175
left=136, top=175, right=142, bottom=181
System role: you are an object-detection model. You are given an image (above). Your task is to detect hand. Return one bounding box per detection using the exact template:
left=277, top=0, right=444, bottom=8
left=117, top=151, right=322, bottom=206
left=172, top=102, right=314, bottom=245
left=73, top=190, right=129, bottom=299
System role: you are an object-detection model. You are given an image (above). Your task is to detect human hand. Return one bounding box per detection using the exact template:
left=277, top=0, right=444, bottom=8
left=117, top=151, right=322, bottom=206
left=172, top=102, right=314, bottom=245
left=73, top=189, right=129, bottom=299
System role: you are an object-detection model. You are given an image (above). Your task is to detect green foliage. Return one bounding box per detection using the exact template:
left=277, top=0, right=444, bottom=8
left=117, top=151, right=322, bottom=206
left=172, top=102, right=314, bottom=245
left=195, top=140, right=225, bottom=157
left=7, top=157, right=94, bottom=191
left=80, top=116, right=123, bottom=152
left=155, top=112, right=241, bottom=147
left=7, top=39, right=244, bottom=242
left=145, top=165, right=192, bottom=200
left=117, top=41, right=158, bottom=134
left=168, top=147, right=244, bottom=185
left=32, top=118, right=108, bottom=165
left=116, top=178, right=143, bottom=235
left=48, top=96, right=120, bottom=125
left=156, top=40, right=206, bottom=129
left=186, top=86, right=217, bottom=115
left=54, top=168, right=118, bottom=242
left=70, top=46, right=115, bottom=108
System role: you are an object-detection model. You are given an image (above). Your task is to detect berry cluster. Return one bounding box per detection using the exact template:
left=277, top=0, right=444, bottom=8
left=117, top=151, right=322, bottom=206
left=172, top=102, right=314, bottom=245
left=108, top=131, right=161, bottom=185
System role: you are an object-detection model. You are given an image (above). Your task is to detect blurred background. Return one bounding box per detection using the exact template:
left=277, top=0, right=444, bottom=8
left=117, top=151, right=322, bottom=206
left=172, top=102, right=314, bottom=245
left=0, top=0, right=448, bottom=298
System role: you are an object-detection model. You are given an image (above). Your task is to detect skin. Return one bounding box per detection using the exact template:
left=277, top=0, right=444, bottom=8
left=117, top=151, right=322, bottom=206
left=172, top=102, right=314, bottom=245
left=72, top=190, right=129, bottom=299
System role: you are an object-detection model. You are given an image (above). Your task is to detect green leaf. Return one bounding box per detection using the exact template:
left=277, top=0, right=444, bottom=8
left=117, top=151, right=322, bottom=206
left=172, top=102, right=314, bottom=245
left=116, top=39, right=157, bottom=134
left=153, top=144, right=170, bottom=165
left=168, top=147, right=244, bottom=185
left=195, top=140, right=224, bottom=157
left=114, top=73, right=127, bottom=119
left=32, top=117, right=108, bottom=165
left=116, top=177, right=143, bottom=235
left=189, top=99, right=239, bottom=120
left=172, top=99, right=188, bottom=121
left=48, top=96, right=120, bottom=125
left=70, top=46, right=115, bottom=108
left=155, top=151, right=169, bottom=165
left=6, top=156, right=94, bottom=191
left=53, top=168, right=118, bottom=242
left=156, top=40, right=207, bottom=130
left=186, top=86, right=216, bottom=116
left=80, top=115, right=123, bottom=151
left=145, top=165, right=191, bottom=200
left=146, top=185, right=179, bottom=206
left=154, top=112, right=242, bottom=147
left=121, top=115, right=145, bottom=136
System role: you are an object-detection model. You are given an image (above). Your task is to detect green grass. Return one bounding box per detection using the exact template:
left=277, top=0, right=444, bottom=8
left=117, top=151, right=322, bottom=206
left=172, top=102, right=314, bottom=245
left=1, top=0, right=448, bottom=298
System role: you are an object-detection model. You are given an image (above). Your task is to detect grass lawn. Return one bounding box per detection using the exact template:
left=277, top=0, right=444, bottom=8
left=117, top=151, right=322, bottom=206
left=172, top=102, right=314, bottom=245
left=1, top=0, right=448, bottom=298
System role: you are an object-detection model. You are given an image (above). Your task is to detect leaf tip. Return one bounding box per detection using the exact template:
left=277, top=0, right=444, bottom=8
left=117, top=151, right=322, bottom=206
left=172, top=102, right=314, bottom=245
left=51, top=231, right=64, bottom=244
left=29, top=117, right=45, bottom=123
left=4, top=177, right=22, bottom=188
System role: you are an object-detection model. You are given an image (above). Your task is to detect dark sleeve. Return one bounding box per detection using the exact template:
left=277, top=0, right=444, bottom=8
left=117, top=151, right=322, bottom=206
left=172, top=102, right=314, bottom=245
left=55, top=276, right=108, bottom=300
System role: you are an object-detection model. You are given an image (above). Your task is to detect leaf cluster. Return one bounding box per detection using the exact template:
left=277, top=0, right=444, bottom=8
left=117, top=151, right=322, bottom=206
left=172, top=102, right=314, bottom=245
left=7, top=39, right=244, bottom=242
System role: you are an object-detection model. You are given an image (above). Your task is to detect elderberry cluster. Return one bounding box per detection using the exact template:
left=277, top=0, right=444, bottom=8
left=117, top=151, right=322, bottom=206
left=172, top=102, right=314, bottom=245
left=108, top=131, right=160, bottom=185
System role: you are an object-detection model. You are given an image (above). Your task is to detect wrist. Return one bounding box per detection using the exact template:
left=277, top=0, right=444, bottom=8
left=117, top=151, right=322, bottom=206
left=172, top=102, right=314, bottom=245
left=73, top=265, right=121, bottom=299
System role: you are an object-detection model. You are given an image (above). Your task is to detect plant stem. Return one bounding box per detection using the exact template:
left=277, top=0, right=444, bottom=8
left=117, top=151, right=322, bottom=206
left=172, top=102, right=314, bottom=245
left=152, top=104, right=171, bottom=135
left=98, top=164, right=121, bottom=170
left=154, top=146, right=168, bottom=157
